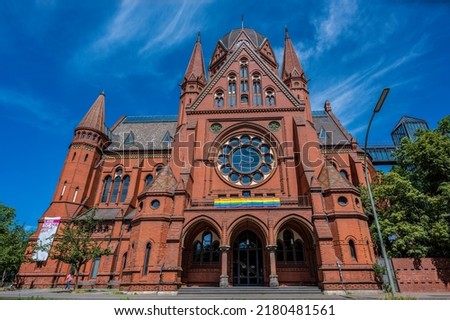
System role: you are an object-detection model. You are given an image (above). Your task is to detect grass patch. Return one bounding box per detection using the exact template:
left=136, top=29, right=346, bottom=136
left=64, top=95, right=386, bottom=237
left=110, top=290, right=125, bottom=295
left=384, top=293, right=416, bottom=300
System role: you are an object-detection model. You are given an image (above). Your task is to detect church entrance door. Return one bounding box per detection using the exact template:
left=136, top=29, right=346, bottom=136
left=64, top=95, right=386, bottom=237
left=232, top=230, right=263, bottom=286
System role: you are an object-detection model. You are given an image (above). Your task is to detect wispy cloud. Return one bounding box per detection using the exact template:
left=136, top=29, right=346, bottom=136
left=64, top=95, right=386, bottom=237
left=72, top=0, right=211, bottom=79
left=311, top=45, right=425, bottom=129
left=312, top=0, right=359, bottom=55
left=139, top=1, right=208, bottom=54
left=91, top=0, right=146, bottom=52
left=89, top=0, right=209, bottom=57
left=0, top=87, right=70, bottom=132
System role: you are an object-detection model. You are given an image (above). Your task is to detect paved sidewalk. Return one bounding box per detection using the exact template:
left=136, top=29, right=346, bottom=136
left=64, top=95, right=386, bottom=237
left=1, top=288, right=450, bottom=300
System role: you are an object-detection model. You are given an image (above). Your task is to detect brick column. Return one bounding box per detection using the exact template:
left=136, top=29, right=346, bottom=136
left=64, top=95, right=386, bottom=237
left=266, top=245, right=279, bottom=287
left=219, top=245, right=230, bottom=287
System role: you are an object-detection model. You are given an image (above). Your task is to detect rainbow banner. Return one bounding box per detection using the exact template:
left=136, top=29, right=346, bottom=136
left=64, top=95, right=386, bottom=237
left=214, top=197, right=280, bottom=208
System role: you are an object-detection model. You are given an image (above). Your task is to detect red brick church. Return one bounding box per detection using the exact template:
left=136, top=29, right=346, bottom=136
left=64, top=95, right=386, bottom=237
left=18, top=27, right=379, bottom=291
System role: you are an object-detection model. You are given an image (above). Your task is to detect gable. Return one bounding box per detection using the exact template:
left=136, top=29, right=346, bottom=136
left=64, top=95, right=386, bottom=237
left=258, top=38, right=278, bottom=69
left=190, top=43, right=303, bottom=112
left=209, top=41, right=228, bottom=75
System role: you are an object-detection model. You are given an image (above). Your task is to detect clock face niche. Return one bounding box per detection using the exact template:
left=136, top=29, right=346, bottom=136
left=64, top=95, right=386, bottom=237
left=216, top=134, right=276, bottom=187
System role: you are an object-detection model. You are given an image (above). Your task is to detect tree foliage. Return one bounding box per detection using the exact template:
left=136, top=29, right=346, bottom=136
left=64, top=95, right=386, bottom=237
left=0, top=203, right=31, bottom=286
left=362, top=115, right=450, bottom=258
left=46, top=213, right=110, bottom=288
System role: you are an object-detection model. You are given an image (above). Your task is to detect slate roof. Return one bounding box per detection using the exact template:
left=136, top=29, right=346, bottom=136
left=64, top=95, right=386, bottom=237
left=77, top=208, right=121, bottom=220
left=141, top=166, right=178, bottom=195
left=312, top=110, right=353, bottom=146
left=317, top=162, right=357, bottom=191
left=106, top=116, right=177, bottom=151
left=220, top=28, right=266, bottom=49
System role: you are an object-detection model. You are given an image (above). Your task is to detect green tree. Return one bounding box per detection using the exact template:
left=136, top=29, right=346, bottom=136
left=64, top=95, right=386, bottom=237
left=45, top=213, right=111, bottom=288
left=362, top=115, right=450, bottom=258
left=395, top=115, right=450, bottom=195
left=0, top=203, right=31, bottom=286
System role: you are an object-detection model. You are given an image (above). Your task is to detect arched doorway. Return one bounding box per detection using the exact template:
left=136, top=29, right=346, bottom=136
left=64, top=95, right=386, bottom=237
left=274, top=219, right=317, bottom=286
left=232, top=230, right=264, bottom=286
left=181, top=221, right=221, bottom=287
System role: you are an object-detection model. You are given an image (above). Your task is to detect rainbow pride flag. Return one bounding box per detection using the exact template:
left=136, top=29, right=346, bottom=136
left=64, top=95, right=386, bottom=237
left=214, top=197, right=280, bottom=208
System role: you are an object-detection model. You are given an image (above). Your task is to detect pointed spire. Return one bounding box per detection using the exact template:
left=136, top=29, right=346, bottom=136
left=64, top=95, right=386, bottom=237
left=281, top=28, right=305, bottom=82
left=76, top=92, right=105, bottom=134
left=184, top=32, right=206, bottom=84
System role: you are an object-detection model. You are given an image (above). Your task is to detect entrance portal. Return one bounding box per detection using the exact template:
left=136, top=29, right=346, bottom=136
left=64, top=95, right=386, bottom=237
left=233, top=230, right=263, bottom=286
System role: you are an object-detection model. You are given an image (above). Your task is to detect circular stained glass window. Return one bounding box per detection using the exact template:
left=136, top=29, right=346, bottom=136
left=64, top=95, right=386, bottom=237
left=217, top=134, right=276, bottom=187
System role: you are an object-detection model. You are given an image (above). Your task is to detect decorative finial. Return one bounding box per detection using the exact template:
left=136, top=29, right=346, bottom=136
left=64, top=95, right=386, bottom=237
left=285, top=26, right=290, bottom=39
left=196, top=32, right=201, bottom=43
left=324, top=100, right=332, bottom=112
left=100, top=90, right=105, bottom=96
left=241, top=14, right=244, bottom=29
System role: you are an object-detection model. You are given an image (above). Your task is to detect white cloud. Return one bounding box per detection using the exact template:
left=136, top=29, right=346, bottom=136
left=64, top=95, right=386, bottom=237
left=0, top=87, right=70, bottom=132
left=92, top=0, right=146, bottom=52
left=312, top=0, right=359, bottom=55
left=311, top=46, right=425, bottom=128
left=89, top=0, right=209, bottom=57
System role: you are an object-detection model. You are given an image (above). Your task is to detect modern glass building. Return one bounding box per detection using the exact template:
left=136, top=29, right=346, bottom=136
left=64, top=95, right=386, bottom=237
left=391, top=116, right=429, bottom=146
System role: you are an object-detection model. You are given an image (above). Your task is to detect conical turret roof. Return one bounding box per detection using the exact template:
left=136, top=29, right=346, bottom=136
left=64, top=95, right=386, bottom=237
left=281, top=28, right=305, bottom=81
left=184, top=32, right=206, bottom=84
left=76, top=92, right=106, bottom=135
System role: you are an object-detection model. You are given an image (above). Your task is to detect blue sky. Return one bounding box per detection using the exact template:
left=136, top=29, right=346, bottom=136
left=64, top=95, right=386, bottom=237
left=1, top=0, right=449, bottom=230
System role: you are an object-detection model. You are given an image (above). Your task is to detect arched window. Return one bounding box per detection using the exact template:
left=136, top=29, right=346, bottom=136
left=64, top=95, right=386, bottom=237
left=228, top=74, right=236, bottom=107
left=122, top=252, right=128, bottom=272
left=120, top=175, right=130, bottom=202
left=84, top=154, right=89, bottom=162
left=192, top=231, right=220, bottom=264
left=276, top=239, right=284, bottom=261
left=61, top=181, right=67, bottom=197
left=212, top=240, right=220, bottom=262
left=252, top=73, right=262, bottom=106
left=145, top=174, right=153, bottom=186
left=101, top=176, right=112, bottom=202
left=283, top=229, right=294, bottom=261
left=193, top=241, right=202, bottom=263
left=110, top=176, right=121, bottom=203
left=340, top=170, right=349, bottom=180
left=72, top=187, right=79, bottom=203
left=349, top=240, right=357, bottom=260
left=265, top=89, right=276, bottom=106
left=202, top=231, right=212, bottom=262
left=240, top=61, right=248, bottom=78
left=143, top=243, right=151, bottom=275
left=72, top=152, right=77, bottom=161
left=214, top=90, right=224, bottom=107
left=276, top=229, right=304, bottom=263
left=294, top=240, right=304, bottom=262
left=91, top=257, right=100, bottom=278
left=240, top=80, right=249, bottom=93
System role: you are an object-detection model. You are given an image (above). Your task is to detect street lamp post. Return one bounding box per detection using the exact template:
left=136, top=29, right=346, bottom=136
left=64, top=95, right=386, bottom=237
left=363, top=88, right=397, bottom=293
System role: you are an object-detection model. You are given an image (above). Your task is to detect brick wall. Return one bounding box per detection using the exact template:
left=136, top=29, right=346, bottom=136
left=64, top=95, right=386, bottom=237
left=392, top=258, right=450, bottom=292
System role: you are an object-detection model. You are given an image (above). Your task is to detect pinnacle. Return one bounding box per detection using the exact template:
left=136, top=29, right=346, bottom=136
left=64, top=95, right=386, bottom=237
left=184, top=33, right=206, bottom=84
left=76, top=92, right=106, bottom=135
left=281, top=28, right=304, bottom=82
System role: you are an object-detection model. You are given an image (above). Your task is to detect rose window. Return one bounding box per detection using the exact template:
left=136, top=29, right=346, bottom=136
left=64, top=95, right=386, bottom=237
left=217, top=134, right=275, bottom=186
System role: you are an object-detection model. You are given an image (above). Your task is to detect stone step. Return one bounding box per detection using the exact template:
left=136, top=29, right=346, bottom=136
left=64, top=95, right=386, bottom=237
left=178, top=286, right=322, bottom=296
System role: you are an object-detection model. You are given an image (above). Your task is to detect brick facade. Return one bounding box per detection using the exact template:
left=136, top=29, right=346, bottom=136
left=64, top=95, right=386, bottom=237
left=18, top=27, right=379, bottom=292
